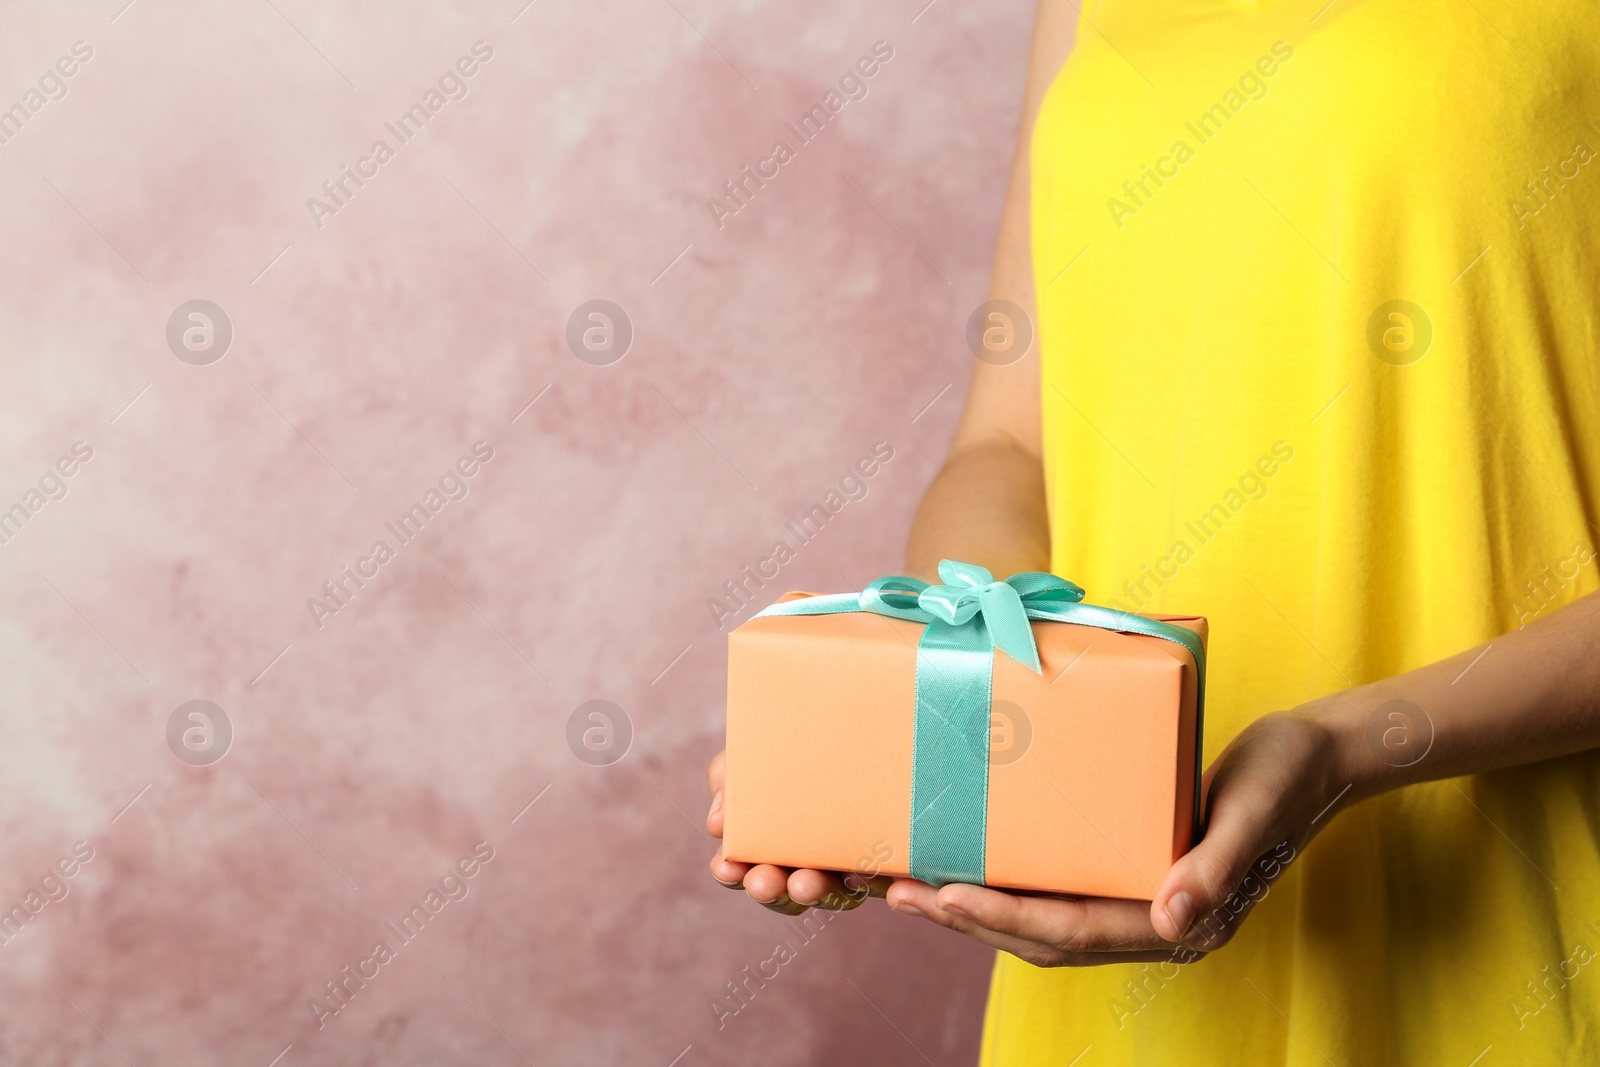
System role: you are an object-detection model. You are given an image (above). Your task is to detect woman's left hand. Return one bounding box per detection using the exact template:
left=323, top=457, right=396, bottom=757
left=883, top=707, right=1359, bottom=967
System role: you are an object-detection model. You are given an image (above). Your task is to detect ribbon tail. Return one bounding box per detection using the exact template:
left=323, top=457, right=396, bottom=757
left=980, top=584, right=1043, bottom=674
left=987, top=617, right=1042, bottom=674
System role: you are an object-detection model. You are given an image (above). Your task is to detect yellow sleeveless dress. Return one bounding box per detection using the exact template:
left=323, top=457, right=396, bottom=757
left=988, top=1, right=1600, bottom=1063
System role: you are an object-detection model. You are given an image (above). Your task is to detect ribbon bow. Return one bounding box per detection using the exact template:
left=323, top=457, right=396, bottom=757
left=753, top=559, right=1205, bottom=887
left=843, top=560, right=1087, bottom=674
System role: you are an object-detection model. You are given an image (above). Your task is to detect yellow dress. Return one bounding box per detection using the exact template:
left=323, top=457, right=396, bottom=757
left=990, top=0, right=1600, bottom=1062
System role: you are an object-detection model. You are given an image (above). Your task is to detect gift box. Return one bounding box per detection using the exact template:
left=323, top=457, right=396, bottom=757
left=721, top=561, right=1207, bottom=901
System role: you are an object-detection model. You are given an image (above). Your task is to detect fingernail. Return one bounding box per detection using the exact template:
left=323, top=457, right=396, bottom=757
left=1163, top=892, right=1195, bottom=940
left=707, top=790, right=722, bottom=819
left=940, top=900, right=969, bottom=919
left=892, top=902, right=923, bottom=918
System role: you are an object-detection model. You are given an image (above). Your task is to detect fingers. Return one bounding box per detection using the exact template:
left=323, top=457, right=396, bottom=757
left=1152, top=828, right=1294, bottom=951
left=708, top=847, right=748, bottom=889
left=1150, top=734, right=1304, bottom=948
left=886, top=879, right=1203, bottom=968
left=787, top=868, right=862, bottom=911
left=841, top=872, right=896, bottom=900
left=741, top=863, right=789, bottom=902
left=742, top=864, right=809, bottom=916
left=706, top=785, right=724, bottom=839
left=705, top=749, right=725, bottom=796
left=937, top=883, right=1172, bottom=952
left=709, top=853, right=809, bottom=915
left=788, top=868, right=894, bottom=911
left=710, top=845, right=889, bottom=917
left=705, top=751, right=726, bottom=838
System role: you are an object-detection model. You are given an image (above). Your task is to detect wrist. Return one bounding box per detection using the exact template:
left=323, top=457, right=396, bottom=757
left=1303, top=685, right=1410, bottom=808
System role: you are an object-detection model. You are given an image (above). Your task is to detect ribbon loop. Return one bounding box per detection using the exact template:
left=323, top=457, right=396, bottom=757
left=859, top=575, right=931, bottom=620
left=937, top=558, right=995, bottom=588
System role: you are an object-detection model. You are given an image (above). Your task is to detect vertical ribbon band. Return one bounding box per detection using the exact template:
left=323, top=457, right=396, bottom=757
left=752, top=560, right=1206, bottom=887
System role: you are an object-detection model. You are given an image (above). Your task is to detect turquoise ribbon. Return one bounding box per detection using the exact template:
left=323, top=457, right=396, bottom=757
left=753, top=559, right=1206, bottom=887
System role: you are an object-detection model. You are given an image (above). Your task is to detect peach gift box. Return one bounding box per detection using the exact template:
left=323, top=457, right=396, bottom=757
left=722, top=594, right=1207, bottom=901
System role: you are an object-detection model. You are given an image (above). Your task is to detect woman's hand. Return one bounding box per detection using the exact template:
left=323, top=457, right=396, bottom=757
left=883, top=708, right=1359, bottom=967
left=705, top=749, right=894, bottom=915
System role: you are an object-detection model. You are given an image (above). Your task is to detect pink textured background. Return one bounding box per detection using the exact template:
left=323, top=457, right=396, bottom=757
left=0, top=1, right=1040, bottom=1063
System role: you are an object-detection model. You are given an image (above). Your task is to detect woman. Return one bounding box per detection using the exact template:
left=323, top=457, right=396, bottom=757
left=709, top=1, right=1600, bottom=1062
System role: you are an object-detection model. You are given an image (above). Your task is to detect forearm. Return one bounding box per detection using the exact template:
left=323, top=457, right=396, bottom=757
left=1314, top=590, right=1600, bottom=803
left=904, top=437, right=1051, bottom=581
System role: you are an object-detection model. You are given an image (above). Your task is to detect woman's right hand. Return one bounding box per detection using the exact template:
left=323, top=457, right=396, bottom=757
left=706, top=748, right=893, bottom=915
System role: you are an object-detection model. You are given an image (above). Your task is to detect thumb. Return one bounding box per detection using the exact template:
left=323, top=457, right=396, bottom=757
left=1149, top=783, right=1296, bottom=949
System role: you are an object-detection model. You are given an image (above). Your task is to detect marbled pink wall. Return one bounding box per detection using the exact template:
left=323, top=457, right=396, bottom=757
left=0, top=1, right=1039, bottom=1062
